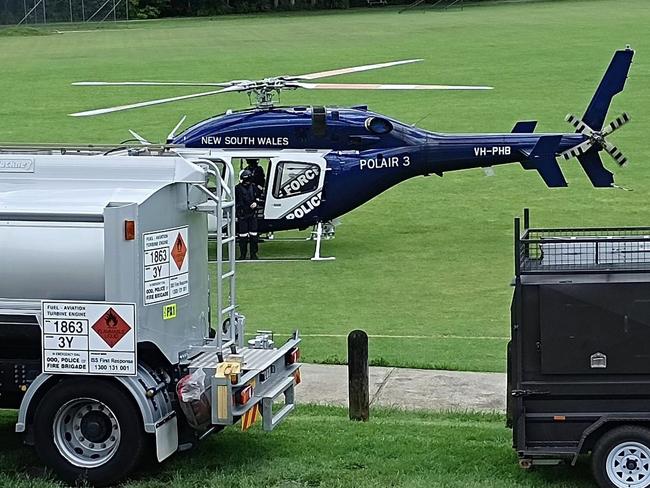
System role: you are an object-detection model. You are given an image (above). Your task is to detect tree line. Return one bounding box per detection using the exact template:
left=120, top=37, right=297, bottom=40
left=1, top=0, right=495, bottom=25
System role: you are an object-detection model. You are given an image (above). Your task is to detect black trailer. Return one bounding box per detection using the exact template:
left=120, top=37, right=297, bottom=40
left=508, top=209, right=650, bottom=488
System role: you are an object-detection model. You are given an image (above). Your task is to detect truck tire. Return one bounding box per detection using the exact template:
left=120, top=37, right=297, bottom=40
left=592, top=425, right=650, bottom=488
left=33, top=378, right=148, bottom=487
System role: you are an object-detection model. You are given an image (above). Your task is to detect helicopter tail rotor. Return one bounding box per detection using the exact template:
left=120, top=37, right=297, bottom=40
left=559, top=112, right=630, bottom=188
left=559, top=47, right=633, bottom=187
left=561, top=112, right=630, bottom=166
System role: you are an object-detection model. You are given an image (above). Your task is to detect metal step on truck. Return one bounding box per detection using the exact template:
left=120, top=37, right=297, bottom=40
left=0, top=146, right=302, bottom=486
left=509, top=209, right=650, bottom=488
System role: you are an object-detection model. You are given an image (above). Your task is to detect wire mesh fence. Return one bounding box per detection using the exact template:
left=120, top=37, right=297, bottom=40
left=1, top=0, right=129, bottom=25
left=518, top=227, right=650, bottom=274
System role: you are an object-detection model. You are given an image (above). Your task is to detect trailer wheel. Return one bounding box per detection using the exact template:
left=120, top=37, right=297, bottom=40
left=593, top=426, right=650, bottom=488
left=33, top=378, right=147, bottom=487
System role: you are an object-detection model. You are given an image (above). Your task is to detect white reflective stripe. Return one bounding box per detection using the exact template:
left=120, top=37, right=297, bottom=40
left=238, top=233, right=249, bottom=237
left=249, top=232, right=258, bottom=236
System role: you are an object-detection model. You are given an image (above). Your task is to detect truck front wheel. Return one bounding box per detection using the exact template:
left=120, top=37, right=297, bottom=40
left=33, top=378, right=148, bottom=487
left=593, top=425, right=650, bottom=488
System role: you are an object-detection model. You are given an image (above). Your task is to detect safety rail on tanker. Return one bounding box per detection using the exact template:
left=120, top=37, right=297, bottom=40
left=515, top=208, right=650, bottom=275
left=0, top=142, right=179, bottom=156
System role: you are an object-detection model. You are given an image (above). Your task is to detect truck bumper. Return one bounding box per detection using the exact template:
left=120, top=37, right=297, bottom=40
left=188, top=332, right=301, bottom=432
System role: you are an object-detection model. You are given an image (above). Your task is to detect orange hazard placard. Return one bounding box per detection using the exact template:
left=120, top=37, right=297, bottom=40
left=91, top=307, right=132, bottom=348
left=171, top=232, right=187, bottom=270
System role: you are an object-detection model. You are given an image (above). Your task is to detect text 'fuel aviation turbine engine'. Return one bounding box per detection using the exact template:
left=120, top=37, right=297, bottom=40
left=71, top=49, right=634, bottom=233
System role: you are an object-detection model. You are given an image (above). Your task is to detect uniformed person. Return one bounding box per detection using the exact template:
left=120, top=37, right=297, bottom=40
left=245, top=158, right=266, bottom=191
left=235, top=169, right=261, bottom=260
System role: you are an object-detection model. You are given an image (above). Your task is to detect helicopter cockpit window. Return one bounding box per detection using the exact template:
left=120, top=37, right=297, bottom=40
left=273, top=161, right=321, bottom=199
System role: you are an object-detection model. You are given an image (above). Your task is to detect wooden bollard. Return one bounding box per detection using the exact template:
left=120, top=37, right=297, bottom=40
left=348, top=330, right=369, bottom=421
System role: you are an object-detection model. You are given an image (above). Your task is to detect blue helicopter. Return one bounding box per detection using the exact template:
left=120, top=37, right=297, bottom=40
left=71, top=49, right=633, bottom=256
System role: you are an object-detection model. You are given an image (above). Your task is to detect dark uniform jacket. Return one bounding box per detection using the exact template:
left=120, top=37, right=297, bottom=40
left=235, top=183, right=259, bottom=219
left=248, top=165, right=266, bottom=189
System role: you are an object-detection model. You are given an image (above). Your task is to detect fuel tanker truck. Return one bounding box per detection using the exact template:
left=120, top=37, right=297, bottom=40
left=0, top=146, right=301, bottom=486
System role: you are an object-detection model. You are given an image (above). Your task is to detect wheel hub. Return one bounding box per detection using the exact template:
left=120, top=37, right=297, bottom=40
left=53, top=398, right=121, bottom=468
left=607, top=441, right=650, bottom=488
left=80, top=411, right=112, bottom=444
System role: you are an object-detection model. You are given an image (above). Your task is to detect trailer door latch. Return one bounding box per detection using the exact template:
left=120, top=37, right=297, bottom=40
left=511, top=389, right=550, bottom=397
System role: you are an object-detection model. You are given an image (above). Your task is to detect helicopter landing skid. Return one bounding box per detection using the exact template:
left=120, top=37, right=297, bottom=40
left=310, top=222, right=335, bottom=261
left=262, top=222, right=335, bottom=261
left=210, top=222, right=336, bottom=261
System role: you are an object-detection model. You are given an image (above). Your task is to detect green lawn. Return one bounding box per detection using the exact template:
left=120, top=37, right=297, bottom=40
left=0, top=406, right=595, bottom=487
left=1, top=0, right=650, bottom=371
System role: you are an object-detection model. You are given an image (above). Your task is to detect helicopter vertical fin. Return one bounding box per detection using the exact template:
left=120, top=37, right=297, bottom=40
left=576, top=149, right=614, bottom=187
left=582, top=48, right=634, bottom=131
left=511, top=121, right=537, bottom=133
left=520, top=135, right=567, bottom=187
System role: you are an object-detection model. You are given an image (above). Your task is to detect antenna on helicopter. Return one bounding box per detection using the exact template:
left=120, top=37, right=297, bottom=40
left=69, top=59, right=492, bottom=117
left=167, top=115, right=187, bottom=141
left=128, top=129, right=150, bottom=145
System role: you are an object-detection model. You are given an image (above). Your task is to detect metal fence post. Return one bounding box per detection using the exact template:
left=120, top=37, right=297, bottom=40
left=348, top=330, right=369, bottom=421
left=514, top=216, right=521, bottom=276
left=523, top=207, right=530, bottom=231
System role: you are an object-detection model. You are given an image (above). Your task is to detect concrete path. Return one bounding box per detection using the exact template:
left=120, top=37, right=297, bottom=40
left=298, top=364, right=507, bottom=412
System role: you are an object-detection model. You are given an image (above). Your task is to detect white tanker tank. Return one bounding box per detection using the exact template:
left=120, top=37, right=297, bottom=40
left=0, top=154, right=203, bottom=301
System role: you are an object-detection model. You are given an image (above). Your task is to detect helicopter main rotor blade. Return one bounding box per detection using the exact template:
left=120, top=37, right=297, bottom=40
left=69, top=85, right=244, bottom=117
left=292, top=82, right=493, bottom=90
left=291, top=59, right=423, bottom=81
left=72, top=81, right=234, bottom=87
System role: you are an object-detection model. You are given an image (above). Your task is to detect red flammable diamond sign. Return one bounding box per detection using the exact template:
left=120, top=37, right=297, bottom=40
left=171, top=232, right=187, bottom=270
left=92, top=308, right=131, bottom=348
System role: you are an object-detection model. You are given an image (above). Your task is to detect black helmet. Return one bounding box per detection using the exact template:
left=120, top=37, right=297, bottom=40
left=245, top=158, right=259, bottom=167
left=240, top=169, right=253, bottom=181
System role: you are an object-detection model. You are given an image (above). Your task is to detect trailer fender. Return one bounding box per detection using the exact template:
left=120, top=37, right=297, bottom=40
left=573, top=415, right=650, bottom=465
left=16, top=364, right=178, bottom=462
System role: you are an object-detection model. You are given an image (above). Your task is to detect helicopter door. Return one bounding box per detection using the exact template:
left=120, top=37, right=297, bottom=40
left=264, top=156, right=327, bottom=221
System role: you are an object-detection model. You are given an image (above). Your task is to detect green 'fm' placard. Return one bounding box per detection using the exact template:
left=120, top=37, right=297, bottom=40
left=162, top=303, right=177, bottom=320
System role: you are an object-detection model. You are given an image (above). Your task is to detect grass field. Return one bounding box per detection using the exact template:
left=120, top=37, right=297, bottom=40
left=0, top=406, right=598, bottom=488
left=1, top=0, right=650, bottom=371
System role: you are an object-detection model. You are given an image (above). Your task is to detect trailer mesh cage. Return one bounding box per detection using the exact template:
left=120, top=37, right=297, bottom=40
left=515, top=209, right=650, bottom=274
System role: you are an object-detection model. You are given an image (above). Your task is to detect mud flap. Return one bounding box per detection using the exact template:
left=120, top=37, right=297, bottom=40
left=155, top=413, right=179, bottom=462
